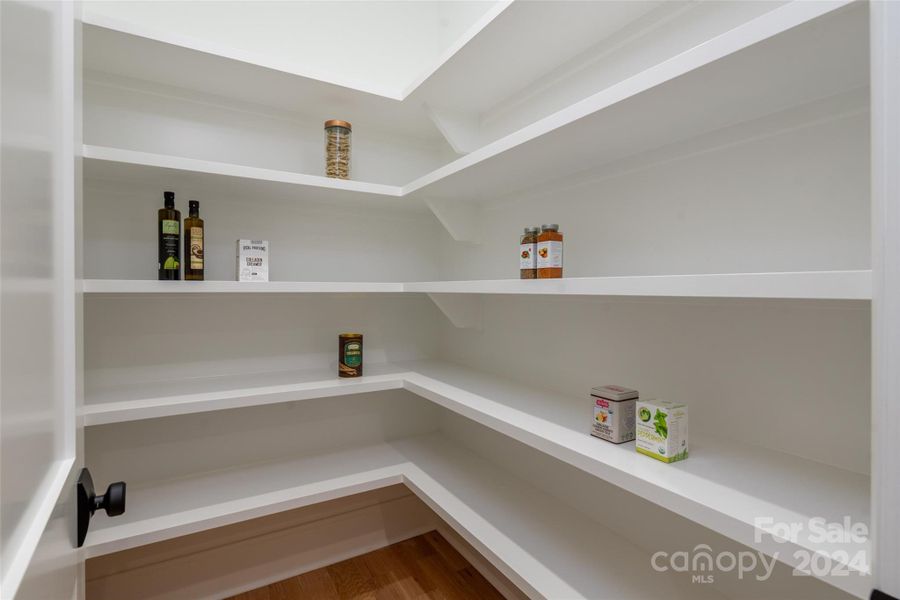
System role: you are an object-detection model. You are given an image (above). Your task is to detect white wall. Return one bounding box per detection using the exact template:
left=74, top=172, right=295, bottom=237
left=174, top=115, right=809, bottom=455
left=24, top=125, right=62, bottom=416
left=83, top=177, right=442, bottom=282
left=83, top=77, right=452, bottom=185
left=439, top=92, right=870, bottom=280
left=86, top=390, right=440, bottom=486
left=84, top=293, right=441, bottom=383
left=437, top=294, right=870, bottom=474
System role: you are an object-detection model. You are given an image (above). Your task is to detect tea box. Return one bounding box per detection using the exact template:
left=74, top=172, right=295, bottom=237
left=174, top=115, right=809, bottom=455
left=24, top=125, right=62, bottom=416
left=590, top=385, right=637, bottom=444
left=635, top=399, right=688, bottom=463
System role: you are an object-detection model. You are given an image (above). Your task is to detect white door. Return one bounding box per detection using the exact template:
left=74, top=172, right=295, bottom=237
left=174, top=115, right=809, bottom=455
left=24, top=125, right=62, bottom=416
left=0, top=1, right=82, bottom=599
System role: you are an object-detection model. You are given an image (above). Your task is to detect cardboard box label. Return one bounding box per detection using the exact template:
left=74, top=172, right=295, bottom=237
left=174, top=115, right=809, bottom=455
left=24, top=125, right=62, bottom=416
left=236, top=240, right=269, bottom=282
left=591, top=395, right=636, bottom=444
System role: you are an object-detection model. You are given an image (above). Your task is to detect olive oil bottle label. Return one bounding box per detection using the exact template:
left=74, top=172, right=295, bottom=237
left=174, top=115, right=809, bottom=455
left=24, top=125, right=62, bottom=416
left=160, top=220, right=180, bottom=271
left=190, top=227, right=204, bottom=269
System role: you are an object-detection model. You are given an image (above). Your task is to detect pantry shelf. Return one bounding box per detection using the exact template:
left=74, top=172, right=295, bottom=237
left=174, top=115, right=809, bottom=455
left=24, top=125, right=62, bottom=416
left=82, top=358, right=871, bottom=597
left=82, top=271, right=873, bottom=300
left=82, top=146, right=415, bottom=210
left=407, top=270, right=873, bottom=300
left=83, top=2, right=864, bottom=209
left=81, top=279, right=405, bottom=295
left=399, top=361, right=872, bottom=598
left=82, top=363, right=410, bottom=426
left=403, top=1, right=864, bottom=202
left=84, top=434, right=716, bottom=600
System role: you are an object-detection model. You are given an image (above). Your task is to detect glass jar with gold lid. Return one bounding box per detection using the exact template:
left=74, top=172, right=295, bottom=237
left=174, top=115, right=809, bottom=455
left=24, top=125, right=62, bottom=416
left=324, top=119, right=351, bottom=179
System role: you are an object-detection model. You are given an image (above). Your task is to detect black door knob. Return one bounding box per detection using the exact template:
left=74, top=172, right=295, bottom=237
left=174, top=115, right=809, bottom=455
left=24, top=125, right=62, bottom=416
left=77, top=468, right=126, bottom=547
left=94, top=481, right=126, bottom=517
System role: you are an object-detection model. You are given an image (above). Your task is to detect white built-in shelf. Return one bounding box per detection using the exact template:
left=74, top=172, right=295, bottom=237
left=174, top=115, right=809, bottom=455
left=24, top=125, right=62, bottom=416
left=83, top=271, right=874, bottom=300
left=81, top=1, right=684, bottom=122
left=82, top=145, right=414, bottom=211
left=83, top=364, right=408, bottom=426
left=81, top=279, right=404, bottom=295
left=83, top=2, right=864, bottom=208
left=82, top=360, right=871, bottom=596
left=400, top=362, right=870, bottom=598
left=83, top=440, right=409, bottom=556
left=85, top=434, right=716, bottom=600
left=404, top=1, right=865, bottom=201
left=83, top=440, right=406, bottom=556
left=407, top=271, right=873, bottom=300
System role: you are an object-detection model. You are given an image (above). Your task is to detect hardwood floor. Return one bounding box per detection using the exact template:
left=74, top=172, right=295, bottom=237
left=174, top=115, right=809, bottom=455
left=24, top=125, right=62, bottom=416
left=226, top=530, right=506, bottom=600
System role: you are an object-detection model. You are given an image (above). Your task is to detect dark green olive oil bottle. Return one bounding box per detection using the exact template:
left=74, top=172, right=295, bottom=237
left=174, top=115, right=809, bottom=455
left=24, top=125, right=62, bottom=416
left=158, top=191, right=181, bottom=280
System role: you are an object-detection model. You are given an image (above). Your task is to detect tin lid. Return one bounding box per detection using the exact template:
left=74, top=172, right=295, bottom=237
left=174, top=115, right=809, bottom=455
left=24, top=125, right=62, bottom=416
left=591, top=385, right=638, bottom=401
left=339, top=332, right=363, bottom=338
left=324, top=119, right=352, bottom=131
left=524, top=226, right=540, bottom=234
left=540, top=224, right=559, bottom=231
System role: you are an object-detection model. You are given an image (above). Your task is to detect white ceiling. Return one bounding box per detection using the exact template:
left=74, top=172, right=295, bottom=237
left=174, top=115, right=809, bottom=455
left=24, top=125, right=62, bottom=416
left=82, top=0, right=507, bottom=99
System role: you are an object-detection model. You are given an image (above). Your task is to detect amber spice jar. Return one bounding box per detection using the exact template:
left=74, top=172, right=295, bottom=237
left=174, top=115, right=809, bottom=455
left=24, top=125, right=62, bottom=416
left=537, top=224, right=563, bottom=278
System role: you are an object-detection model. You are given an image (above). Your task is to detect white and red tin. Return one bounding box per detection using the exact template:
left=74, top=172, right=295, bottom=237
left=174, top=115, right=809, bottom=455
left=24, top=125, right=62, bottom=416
left=591, top=385, right=638, bottom=444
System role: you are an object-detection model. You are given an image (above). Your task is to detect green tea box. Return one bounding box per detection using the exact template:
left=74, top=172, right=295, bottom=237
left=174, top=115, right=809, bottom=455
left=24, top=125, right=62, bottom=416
left=636, top=399, right=688, bottom=463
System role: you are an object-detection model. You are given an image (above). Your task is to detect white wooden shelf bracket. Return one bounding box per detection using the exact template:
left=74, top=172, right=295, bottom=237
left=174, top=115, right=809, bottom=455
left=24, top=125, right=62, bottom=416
left=426, top=293, right=483, bottom=329
left=424, top=197, right=483, bottom=243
